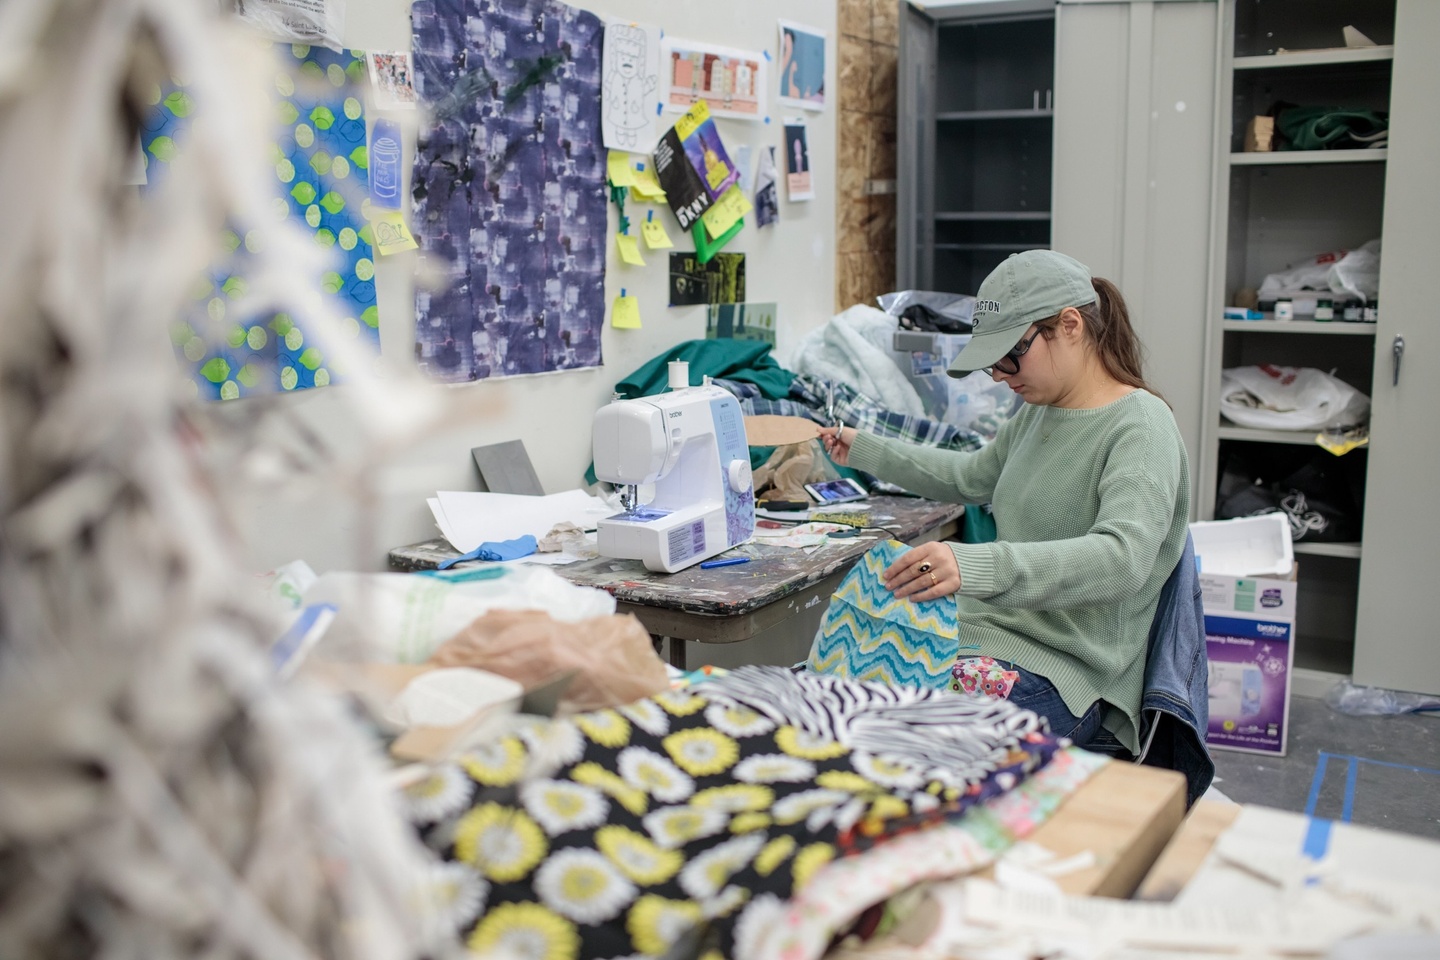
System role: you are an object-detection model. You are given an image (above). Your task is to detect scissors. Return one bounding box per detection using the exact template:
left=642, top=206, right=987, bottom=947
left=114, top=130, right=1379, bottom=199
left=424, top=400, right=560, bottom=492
left=826, top=381, right=840, bottom=431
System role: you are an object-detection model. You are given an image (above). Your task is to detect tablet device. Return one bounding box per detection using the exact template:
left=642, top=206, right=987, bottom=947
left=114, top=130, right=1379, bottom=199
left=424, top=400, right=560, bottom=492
left=804, top=477, right=868, bottom=505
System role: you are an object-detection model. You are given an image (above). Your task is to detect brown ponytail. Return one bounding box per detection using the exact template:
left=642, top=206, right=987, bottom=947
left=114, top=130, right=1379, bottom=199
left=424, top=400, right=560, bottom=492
left=1074, top=277, right=1164, bottom=402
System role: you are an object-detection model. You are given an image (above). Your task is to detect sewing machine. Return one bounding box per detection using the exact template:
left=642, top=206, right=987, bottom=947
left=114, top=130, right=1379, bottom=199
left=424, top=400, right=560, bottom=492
left=592, top=365, right=755, bottom=572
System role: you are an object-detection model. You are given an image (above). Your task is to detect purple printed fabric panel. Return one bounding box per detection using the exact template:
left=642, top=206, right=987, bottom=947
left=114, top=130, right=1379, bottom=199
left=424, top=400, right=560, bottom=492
left=412, top=0, right=607, bottom=381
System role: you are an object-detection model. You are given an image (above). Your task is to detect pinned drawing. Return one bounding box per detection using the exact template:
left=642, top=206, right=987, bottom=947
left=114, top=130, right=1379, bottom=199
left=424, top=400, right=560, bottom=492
left=661, top=38, right=768, bottom=122
left=370, top=118, right=402, bottom=209
left=602, top=20, right=662, bottom=152
left=670, top=252, right=745, bottom=306
left=366, top=51, right=418, bottom=110
left=784, top=117, right=813, bottom=201
left=778, top=21, right=826, bottom=110
left=754, top=145, right=779, bottom=227
left=411, top=0, right=607, bottom=382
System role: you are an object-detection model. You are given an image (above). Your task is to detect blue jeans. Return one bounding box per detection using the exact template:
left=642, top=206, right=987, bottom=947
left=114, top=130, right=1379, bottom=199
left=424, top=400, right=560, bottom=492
left=1001, top=661, right=1131, bottom=758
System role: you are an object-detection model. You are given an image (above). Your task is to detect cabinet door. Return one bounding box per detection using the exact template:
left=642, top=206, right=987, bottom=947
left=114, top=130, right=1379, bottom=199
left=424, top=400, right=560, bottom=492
left=1052, top=0, right=1219, bottom=510
left=896, top=0, right=937, bottom=291
left=1353, top=0, right=1440, bottom=696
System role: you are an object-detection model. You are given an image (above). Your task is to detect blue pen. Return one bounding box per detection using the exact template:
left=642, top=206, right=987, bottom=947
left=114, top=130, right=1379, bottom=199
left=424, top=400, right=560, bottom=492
left=700, top=556, right=751, bottom=569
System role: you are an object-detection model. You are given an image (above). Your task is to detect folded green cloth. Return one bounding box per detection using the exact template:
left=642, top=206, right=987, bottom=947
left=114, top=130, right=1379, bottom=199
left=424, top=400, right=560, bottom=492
left=614, top=339, right=795, bottom=400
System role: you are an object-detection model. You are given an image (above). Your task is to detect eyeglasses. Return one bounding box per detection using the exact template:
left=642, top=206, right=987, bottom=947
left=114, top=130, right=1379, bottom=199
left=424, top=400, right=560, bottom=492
left=986, top=327, right=1044, bottom=376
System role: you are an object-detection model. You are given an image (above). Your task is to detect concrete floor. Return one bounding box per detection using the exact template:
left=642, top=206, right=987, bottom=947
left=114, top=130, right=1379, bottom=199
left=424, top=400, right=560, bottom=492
left=1210, top=694, right=1440, bottom=841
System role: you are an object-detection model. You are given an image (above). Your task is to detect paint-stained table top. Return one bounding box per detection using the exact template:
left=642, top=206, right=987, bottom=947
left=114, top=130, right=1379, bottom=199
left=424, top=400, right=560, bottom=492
left=387, top=496, right=964, bottom=627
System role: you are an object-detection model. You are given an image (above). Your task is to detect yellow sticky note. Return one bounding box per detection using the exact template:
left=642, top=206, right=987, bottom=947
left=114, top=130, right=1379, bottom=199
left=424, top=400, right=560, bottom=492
left=641, top=219, right=673, bottom=250
left=700, top=184, right=753, bottom=239
left=607, top=151, right=638, bottom=187
left=674, top=100, right=711, bottom=141
left=616, top=233, right=646, bottom=266
left=370, top=210, right=418, bottom=255
left=612, top=295, right=642, bottom=329
left=630, top=166, right=667, bottom=201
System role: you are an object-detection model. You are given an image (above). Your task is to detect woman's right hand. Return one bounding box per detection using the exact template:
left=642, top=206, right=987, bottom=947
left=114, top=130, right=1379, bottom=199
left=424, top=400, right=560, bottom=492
left=820, top=426, right=858, bottom=466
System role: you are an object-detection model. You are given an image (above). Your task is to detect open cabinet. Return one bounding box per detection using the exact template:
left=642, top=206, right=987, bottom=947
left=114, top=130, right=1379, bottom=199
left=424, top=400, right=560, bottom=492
left=1199, top=0, right=1440, bottom=695
left=897, top=0, right=1054, bottom=295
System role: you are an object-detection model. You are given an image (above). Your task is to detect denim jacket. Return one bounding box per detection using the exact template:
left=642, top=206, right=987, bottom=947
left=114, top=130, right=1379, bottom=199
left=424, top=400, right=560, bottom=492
left=1138, top=533, right=1214, bottom=807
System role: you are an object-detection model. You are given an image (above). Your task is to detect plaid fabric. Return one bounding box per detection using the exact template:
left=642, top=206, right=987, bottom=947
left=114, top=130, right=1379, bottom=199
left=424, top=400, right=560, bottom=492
left=713, top=376, right=987, bottom=454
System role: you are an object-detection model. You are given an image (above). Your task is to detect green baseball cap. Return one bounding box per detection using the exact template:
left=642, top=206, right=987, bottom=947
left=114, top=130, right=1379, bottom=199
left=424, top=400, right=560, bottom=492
left=948, top=250, right=1098, bottom=377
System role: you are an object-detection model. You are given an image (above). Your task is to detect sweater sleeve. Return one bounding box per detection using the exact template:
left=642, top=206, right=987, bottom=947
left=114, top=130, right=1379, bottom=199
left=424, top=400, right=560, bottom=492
left=847, top=429, right=1009, bottom=506
left=949, top=461, right=1180, bottom=609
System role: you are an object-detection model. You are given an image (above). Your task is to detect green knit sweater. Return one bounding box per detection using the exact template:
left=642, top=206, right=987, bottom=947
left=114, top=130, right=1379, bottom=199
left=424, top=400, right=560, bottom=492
left=848, top=389, right=1190, bottom=753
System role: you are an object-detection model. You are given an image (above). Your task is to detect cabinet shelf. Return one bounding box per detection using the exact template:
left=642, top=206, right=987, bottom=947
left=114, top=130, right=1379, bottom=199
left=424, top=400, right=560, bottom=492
left=937, top=109, right=1054, bottom=121
left=1233, top=46, right=1395, bottom=71
left=1222, top=320, right=1377, bottom=334
left=1294, top=541, right=1363, bottom=560
left=1230, top=149, right=1387, bottom=166
left=935, top=242, right=1048, bottom=252
left=935, top=212, right=1051, bottom=222
left=1217, top=424, right=1326, bottom=446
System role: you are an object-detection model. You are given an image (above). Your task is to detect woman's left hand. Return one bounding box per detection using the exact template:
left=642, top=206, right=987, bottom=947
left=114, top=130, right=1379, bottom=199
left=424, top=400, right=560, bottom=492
left=882, top=542, right=961, bottom=601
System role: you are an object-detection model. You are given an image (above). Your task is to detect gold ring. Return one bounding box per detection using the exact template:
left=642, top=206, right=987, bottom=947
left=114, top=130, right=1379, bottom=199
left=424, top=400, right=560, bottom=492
left=918, top=561, right=933, bottom=574
left=929, top=572, right=938, bottom=585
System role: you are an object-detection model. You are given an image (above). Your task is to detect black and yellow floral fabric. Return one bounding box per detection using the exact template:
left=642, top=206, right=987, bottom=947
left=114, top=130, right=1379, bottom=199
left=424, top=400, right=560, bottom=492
left=401, top=666, right=1057, bottom=960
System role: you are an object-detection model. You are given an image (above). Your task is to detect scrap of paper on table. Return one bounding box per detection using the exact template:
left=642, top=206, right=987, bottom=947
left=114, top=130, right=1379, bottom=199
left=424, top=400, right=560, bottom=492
left=607, top=150, right=638, bottom=187
left=641, top=218, right=673, bottom=249
left=371, top=210, right=418, bottom=255
left=612, top=294, right=642, bottom=328
left=429, top=490, right=613, bottom=554
left=701, top=184, right=753, bottom=239
left=616, top=233, right=646, bottom=266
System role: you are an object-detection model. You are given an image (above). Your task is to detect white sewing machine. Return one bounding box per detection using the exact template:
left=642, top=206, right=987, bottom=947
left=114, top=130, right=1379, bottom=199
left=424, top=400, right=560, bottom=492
left=592, top=363, right=755, bottom=573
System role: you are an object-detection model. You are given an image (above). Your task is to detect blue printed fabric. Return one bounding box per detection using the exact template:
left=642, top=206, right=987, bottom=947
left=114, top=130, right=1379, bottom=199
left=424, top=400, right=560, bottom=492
left=808, top=540, right=964, bottom=688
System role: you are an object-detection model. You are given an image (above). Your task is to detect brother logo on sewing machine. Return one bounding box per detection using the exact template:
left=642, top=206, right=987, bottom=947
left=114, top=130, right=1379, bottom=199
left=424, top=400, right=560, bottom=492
left=591, top=372, right=755, bottom=573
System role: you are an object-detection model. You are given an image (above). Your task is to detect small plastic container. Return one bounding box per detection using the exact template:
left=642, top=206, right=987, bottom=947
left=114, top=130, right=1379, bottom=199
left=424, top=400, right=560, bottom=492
left=1363, top=298, right=1379, bottom=322
left=1342, top=300, right=1362, bottom=321
left=1314, top=298, right=1334, bottom=321
left=1273, top=298, right=1294, bottom=321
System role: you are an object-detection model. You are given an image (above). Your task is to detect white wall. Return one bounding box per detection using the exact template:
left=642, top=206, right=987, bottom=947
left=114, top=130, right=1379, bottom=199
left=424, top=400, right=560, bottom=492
left=238, top=0, right=838, bottom=574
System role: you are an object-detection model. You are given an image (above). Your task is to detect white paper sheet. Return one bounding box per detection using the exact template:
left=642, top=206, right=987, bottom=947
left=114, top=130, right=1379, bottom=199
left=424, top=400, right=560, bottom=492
left=432, top=490, right=612, bottom=554
left=602, top=19, right=663, bottom=153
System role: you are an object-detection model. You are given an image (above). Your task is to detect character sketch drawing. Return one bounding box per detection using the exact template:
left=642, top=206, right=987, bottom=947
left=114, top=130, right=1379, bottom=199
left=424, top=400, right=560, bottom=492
left=604, top=24, right=657, bottom=149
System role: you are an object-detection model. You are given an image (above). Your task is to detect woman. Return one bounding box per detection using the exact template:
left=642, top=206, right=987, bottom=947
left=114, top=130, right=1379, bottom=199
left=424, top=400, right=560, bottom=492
left=821, top=250, right=1190, bottom=756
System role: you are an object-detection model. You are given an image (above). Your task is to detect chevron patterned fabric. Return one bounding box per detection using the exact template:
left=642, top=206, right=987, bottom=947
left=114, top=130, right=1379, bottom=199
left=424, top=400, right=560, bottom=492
left=807, top=540, right=963, bottom=688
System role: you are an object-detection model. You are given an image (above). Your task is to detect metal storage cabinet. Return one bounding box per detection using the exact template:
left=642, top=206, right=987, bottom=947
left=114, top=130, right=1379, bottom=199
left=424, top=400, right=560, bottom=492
left=1351, top=0, right=1440, bottom=696
left=898, top=0, right=1220, bottom=500
left=1200, top=0, right=1438, bottom=696
left=897, top=0, right=1056, bottom=296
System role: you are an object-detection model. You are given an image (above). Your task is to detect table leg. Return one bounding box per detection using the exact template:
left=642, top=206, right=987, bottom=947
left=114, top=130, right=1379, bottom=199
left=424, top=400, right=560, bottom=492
left=665, top=636, right=686, bottom=671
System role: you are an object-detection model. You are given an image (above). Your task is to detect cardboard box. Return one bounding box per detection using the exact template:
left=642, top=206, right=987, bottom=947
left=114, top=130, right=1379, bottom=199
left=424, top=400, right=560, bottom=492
left=1204, top=610, right=1295, bottom=756
left=1192, top=516, right=1297, bottom=756
left=1243, top=115, right=1275, bottom=152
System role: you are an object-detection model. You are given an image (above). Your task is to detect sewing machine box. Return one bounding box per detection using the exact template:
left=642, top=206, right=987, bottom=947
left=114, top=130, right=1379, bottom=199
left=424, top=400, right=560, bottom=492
left=1192, top=516, right=1298, bottom=757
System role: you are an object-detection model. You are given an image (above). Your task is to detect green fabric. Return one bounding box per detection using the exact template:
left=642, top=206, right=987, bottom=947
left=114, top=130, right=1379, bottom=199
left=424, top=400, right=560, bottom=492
left=847, top=390, right=1190, bottom=754
left=1276, top=106, right=1387, bottom=151
left=614, top=339, right=795, bottom=401
left=961, top=504, right=997, bottom=544
left=584, top=340, right=796, bottom=486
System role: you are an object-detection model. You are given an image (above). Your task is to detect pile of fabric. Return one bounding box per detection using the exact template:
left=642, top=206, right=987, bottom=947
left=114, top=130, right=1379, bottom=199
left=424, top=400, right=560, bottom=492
left=399, top=666, right=1105, bottom=960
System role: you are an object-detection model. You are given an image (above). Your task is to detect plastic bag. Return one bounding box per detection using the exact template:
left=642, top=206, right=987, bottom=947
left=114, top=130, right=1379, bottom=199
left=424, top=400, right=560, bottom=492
left=1327, top=239, right=1382, bottom=300
left=1219, top=365, right=1369, bottom=431
left=429, top=609, right=669, bottom=714
left=1257, top=250, right=1347, bottom=298
left=1325, top=679, right=1440, bottom=716
left=876, top=290, right=975, bottom=333
left=235, top=0, right=344, bottom=48
left=305, top=566, right=617, bottom=663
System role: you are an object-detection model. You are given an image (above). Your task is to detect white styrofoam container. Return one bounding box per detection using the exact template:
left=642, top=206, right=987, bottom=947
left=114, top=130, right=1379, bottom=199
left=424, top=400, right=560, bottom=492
left=1189, top=513, right=1294, bottom=577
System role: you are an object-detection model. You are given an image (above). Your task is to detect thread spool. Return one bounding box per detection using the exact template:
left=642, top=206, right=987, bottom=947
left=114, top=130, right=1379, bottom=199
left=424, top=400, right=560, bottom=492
left=667, top=360, right=690, bottom=390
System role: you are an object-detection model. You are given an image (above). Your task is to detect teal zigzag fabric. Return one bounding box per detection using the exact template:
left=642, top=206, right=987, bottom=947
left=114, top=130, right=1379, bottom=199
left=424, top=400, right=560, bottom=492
left=808, top=540, right=961, bottom=688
